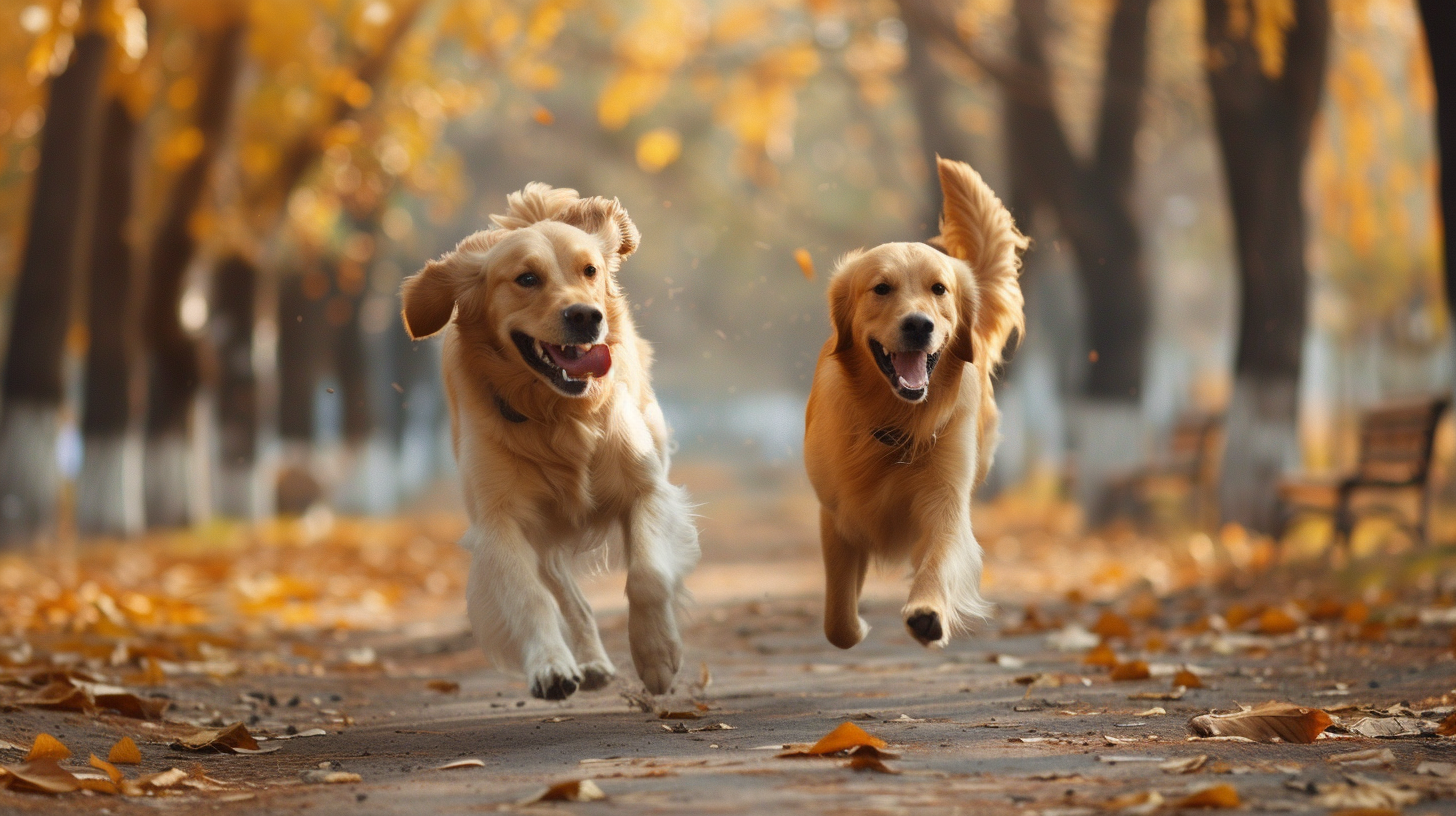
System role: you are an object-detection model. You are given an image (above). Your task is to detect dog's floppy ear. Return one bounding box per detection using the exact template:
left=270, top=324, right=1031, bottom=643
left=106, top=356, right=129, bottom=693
left=400, top=256, right=460, bottom=339
left=827, top=251, right=863, bottom=356
left=555, top=196, right=640, bottom=271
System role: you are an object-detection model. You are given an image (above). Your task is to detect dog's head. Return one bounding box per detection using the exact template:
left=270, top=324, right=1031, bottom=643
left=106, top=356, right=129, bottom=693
left=400, top=183, right=639, bottom=398
left=826, top=242, right=977, bottom=404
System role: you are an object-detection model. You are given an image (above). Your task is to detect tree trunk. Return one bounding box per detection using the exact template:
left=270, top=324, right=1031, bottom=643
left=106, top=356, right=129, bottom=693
left=274, top=271, right=328, bottom=515
left=77, top=97, right=143, bottom=536
left=0, top=13, right=109, bottom=548
left=1418, top=1, right=1455, bottom=326
left=900, top=11, right=975, bottom=237
left=1204, top=0, right=1329, bottom=530
left=140, top=23, right=245, bottom=528
left=211, top=254, right=259, bottom=518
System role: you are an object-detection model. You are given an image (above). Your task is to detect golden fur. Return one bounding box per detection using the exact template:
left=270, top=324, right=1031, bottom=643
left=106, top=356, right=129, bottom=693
left=402, top=183, right=699, bottom=698
left=804, top=158, right=1026, bottom=649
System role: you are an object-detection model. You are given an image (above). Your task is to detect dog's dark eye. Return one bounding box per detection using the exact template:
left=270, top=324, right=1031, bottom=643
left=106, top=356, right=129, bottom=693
left=584, top=264, right=597, bottom=279
left=931, top=283, right=947, bottom=296
left=515, top=272, right=540, bottom=287
left=873, top=283, right=892, bottom=296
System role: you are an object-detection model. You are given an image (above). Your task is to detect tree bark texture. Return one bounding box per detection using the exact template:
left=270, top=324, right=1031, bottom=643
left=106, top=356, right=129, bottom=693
left=77, top=97, right=144, bottom=536
left=1204, top=0, right=1329, bottom=530
left=1417, top=0, right=1455, bottom=323
left=0, top=13, right=109, bottom=546
left=900, top=11, right=976, bottom=237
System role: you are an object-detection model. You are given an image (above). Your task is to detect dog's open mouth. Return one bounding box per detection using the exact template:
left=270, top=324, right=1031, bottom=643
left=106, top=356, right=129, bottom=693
left=511, top=332, right=611, bottom=396
left=870, top=339, right=939, bottom=402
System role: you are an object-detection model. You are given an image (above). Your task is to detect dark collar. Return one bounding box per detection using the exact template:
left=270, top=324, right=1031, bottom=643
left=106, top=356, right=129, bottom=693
left=496, top=394, right=529, bottom=424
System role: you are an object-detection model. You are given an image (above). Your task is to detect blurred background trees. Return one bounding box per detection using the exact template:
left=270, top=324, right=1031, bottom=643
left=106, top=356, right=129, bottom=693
left=0, top=0, right=1446, bottom=551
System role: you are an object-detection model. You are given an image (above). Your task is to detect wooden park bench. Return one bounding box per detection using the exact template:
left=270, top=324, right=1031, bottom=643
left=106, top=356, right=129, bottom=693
left=1275, top=396, right=1449, bottom=550
left=1107, top=413, right=1225, bottom=528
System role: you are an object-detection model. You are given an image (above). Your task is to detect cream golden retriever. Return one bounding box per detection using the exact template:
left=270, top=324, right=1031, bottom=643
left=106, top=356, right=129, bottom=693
left=804, top=158, right=1025, bottom=650
left=401, top=183, right=699, bottom=698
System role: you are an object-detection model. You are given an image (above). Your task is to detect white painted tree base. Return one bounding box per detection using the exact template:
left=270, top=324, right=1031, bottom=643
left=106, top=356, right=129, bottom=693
left=144, top=433, right=193, bottom=529
left=332, top=435, right=399, bottom=516
left=1217, top=374, right=1299, bottom=531
left=1069, top=399, right=1147, bottom=516
left=0, top=402, right=60, bottom=547
left=214, top=463, right=264, bottom=521
left=76, top=434, right=143, bottom=537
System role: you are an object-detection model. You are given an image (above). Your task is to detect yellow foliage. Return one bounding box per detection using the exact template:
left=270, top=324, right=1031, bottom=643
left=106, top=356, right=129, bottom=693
left=159, top=126, right=204, bottom=168
left=166, top=77, right=197, bottom=110
left=635, top=127, right=682, bottom=173
left=713, top=2, right=771, bottom=45
left=1252, top=0, right=1294, bottom=78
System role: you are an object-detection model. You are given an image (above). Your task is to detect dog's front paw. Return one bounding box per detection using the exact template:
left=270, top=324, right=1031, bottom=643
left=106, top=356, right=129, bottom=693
left=826, top=615, right=870, bottom=650
left=528, top=664, right=582, bottom=700
left=577, top=660, right=616, bottom=691
left=904, top=607, right=947, bottom=648
left=630, top=633, right=681, bottom=695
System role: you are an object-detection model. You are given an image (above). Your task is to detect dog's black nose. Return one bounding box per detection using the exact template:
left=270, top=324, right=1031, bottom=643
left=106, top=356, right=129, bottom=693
left=900, top=313, right=934, bottom=347
left=562, top=304, right=603, bottom=340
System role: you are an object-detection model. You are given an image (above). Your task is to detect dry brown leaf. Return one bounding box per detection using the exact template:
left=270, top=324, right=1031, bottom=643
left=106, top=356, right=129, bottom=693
left=1173, top=669, right=1204, bottom=689
left=807, top=722, right=888, bottom=755
left=1130, top=688, right=1186, bottom=701
left=301, top=770, right=362, bottom=784
left=0, top=758, right=81, bottom=794
left=426, top=680, right=459, bottom=694
left=1110, top=661, right=1151, bottom=681
left=526, top=779, right=607, bottom=803
left=1315, top=774, right=1420, bottom=809
left=1345, top=716, right=1433, bottom=738
left=20, top=681, right=90, bottom=713
left=1224, top=604, right=1255, bottom=629
left=1188, top=702, right=1332, bottom=744
left=437, top=758, right=485, bottom=770
left=1084, top=643, right=1118, bottom=667
left=171, top=721, right=273, bottom=753
left=77, top=776, right=119, bottom=795
left=94, top=691, right=167, bottom=720
left=25, top=733, right=70, bottom=762
left=1160, top=754, right=1208, bottom=774
left=847, top=747, right=899, bottom=774
left=108, top=737, right=141, bottom=764
left=1091, top=610, right=1133, bottom=639
left=1105, top=790, right=1163, bottom=814
left=1177, top=783, right=1240, bottom=808
left=1328, top=748, right=1395, bottom=766
left=89, top=754, right=123, bottom=784
left=1437, top=710, right=1456, bottom=737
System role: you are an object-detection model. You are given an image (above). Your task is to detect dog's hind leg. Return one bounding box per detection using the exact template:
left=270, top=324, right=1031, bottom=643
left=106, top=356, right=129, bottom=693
left=622, top=481, right=699, bottom=695
left=821, top=509, right=870, bottom=649
left=539, top=549, right=616, bottom=690
left=463, top=526, right=582, bottom=700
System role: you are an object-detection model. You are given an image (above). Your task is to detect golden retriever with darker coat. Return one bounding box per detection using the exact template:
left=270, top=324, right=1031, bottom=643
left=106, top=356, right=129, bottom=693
left=804, top=158, right=1026, bottom=650
left=401, top=184, right=699, bottom=699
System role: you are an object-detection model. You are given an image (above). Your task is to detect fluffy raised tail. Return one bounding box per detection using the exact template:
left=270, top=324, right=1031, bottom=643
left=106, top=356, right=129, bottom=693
left=934, top=156, right=1027, bottom=372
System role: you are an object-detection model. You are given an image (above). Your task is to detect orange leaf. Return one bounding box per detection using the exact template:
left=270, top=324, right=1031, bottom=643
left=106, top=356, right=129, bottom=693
left=1356, top=622, right=1386, bottom=643
left=1173, top=669, right=1204, bottom=689
left=1091, top=611, right=1132, bottom=639
left=1084, top=644, right=1119, bottom=667
left=1177, top=783, right=1240, bottom=808
left=793, top=248, right=814, bottom=280
left=426, top=680, right=460, bottom=694
left=108, top=737, right=141, bottom=765
left=807, top=722, right=887, bottom=755
left=1224, top=604, right=1254, bottom=629
left=1110, top=661, right=1151, bottom=681
left=1342, top=601, right=1369, bottom=625
left=89, top=754, right=123, bottom=784
left=532, top=106, right=554, bottom=126
left=1257, top=608, right=1299, bottom=635
left=26, top=733, right=70, bottom=761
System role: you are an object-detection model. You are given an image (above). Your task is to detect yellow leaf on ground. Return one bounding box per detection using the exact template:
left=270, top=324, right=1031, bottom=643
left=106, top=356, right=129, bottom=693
left=108, top=737, right=141, bottom=765
left=807, top=722, right=888, bottom=755
left=1178, top=783, right=1240, bottom=808
left=1110, top=661, right=1151, bottom=681
left=26, top=733, right=70, bottom=761
left=1174, top=669, right=1204, bottom=689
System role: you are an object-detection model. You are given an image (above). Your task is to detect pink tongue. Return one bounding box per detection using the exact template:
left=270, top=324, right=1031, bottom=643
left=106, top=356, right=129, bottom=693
left=891, top=351, right=929, bottom=390
left=547, top=344, right=611, bottom=379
